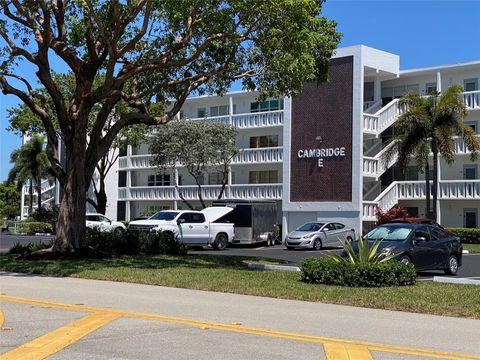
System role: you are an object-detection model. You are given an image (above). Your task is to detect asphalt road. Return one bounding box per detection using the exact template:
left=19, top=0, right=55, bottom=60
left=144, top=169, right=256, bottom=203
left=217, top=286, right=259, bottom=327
left=1, top=274, right=480, bottom=359
left=1, top=233, right=479, bottom=280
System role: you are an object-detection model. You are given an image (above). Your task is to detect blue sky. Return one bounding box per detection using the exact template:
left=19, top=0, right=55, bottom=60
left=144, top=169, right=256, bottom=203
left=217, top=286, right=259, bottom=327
left=1, top=0, right=479, bottom=181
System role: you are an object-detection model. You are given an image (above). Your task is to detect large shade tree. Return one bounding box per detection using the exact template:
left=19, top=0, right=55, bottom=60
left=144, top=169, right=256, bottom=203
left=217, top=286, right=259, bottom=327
left=383, top=85, right=480, bottom=221
left=7, top=74, right=148, bottom=216
left=149, top=119, right=238, bottom=209
left=0, top=0, right=340, bottom=253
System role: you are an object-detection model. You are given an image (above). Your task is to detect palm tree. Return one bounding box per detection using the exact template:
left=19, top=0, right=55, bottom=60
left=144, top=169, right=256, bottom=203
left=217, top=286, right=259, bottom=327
left=8, top=135, right=51, bottom=214
left=383, top=85, right=480, bottom=221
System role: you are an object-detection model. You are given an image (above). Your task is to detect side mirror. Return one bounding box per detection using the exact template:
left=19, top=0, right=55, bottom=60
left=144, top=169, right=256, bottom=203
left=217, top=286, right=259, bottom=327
left=412, top=236, right=426, bottom=245
left=177, top=219, right=185, bottom=225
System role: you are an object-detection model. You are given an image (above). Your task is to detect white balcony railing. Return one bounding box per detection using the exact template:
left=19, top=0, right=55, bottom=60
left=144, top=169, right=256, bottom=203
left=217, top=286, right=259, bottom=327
left=463, top=90, right=480, bottom=110
left=118, top=184, right=282, bottom=201
left=363, top=91, right=479, bottom=137
left=118, top=147, right=283, bottom=170
left=187, top=110, right=284, bottom=129
left=363, top=180, right=480, bottom=221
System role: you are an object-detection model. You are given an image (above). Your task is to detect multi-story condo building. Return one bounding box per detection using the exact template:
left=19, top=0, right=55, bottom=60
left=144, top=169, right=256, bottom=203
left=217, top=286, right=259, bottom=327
left=22, top=45, right=480, bottom=237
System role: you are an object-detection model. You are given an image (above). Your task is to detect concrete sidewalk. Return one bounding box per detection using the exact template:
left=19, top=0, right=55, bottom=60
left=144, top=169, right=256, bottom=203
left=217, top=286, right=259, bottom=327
left=1, top=272, right=479, bottom=359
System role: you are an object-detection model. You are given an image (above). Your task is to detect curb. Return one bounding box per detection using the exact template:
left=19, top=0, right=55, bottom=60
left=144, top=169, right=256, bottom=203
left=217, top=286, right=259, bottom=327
left=247, top=263, right=300, bottom=272
left=433, top=276, right=480, bottom=286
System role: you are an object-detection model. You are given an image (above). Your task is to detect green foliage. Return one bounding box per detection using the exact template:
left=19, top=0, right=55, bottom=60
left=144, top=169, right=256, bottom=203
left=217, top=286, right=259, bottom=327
left=0, top=181, right=20, bottom=220
left=330, top=237, right=397, bottom=265
left=8, top=241, right=54, bottom=255
left=17, top=222, right=54, bottom=234
left=86, top=229, right=188, bottom=255
left=30, top=206, right=59, bottom=233
left=448, top=228, right=480, bottom=244
left=150, top=119, right=239, bottom=207
left=141, top=208, right=158, bottom=218
left=301, top=257, right=416, bottom=287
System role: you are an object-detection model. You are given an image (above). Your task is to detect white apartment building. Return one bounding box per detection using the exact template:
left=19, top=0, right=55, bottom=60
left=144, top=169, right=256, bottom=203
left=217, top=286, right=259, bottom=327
left=22, top=45, right=480, bottom=236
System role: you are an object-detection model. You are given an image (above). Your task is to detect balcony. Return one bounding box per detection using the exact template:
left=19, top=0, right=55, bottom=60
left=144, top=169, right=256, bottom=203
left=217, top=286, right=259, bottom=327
left=118, top=184, right=283, bottom=201
left=118, top=147, right=283, bottom=170
left=362, top=135, right=480, bottom=179
left=188, top=110, right=284, bottom=129
left=363, top=180, right=480, bottom=221
left=363, top=91, right=479, bottom=136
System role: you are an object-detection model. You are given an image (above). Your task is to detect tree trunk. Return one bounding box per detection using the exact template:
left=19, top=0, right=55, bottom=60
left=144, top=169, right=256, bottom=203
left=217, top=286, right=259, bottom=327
left=425, top=162, right=432, bottom=219
left=432, top=148, right=439, bottom=222
left=53, top=131, right=88, bottom=252
left=95, top=183, right=108, bottom=215
left=36, top=177, right=42, bottom=212
left=28, top=181, right=33, bottom=216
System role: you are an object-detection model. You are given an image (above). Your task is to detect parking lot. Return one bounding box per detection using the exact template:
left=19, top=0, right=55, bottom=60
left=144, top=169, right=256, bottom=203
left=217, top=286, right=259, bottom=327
left=1, top=233, right=479, bottom=281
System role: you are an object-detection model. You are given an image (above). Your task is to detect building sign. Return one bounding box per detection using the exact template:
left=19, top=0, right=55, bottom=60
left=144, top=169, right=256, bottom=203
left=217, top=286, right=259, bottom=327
left=297, top=145, right=346, bottom=167
left=290, top=56, right=353, bottom=202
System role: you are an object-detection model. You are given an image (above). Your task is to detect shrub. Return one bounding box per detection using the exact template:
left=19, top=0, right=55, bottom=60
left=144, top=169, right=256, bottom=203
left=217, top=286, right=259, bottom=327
left=448, top=228, right=480, bottom=244
left=17, top=221, right=53, bottom=234
left=31, top=206, right=58, bottom=233
left=374, top=205, right=410, bottom=226
left=86, top=229, right=188, bottom=255
left=301, top=257, right=416, bottom=287
left=9, top=240, right=53, bottom=254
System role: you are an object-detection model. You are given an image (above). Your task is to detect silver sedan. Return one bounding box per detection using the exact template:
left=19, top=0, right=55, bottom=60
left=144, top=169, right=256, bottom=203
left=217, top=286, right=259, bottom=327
left=285, top=222, right=355, bottom=250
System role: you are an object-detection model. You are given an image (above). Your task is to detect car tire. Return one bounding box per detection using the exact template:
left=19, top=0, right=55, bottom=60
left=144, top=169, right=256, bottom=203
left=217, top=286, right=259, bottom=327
left=444, top=255, right=459, bottom=275
left=399, top=255, right=412, bottom=266
left=313, top=238, right=322, bottom=251
left=113, top=227, right=125, bottom=237
left=213, top=234, right=228, bottom=250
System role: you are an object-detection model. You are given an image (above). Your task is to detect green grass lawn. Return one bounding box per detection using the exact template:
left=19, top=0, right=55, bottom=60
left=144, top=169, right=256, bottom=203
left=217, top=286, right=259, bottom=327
left=463, top=243, right=480, bottom=253
left=1, top=254, right=479, bottom=319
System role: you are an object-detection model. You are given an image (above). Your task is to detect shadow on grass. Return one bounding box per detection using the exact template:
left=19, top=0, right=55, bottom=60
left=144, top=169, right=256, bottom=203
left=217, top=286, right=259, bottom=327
left=0, top=253, right=278, bottom=277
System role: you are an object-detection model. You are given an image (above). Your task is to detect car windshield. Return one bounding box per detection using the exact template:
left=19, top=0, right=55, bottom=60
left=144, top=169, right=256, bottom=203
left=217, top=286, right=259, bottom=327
left=149, top=211, right=179, bottom=221
left=364, top=226, right=412, bottom=242
left=296, top=223, right=324, bottom=232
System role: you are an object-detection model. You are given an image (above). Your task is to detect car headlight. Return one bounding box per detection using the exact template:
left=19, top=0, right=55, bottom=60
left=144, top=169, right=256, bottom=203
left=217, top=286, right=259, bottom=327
left=302, top=233, right=316, bottom=239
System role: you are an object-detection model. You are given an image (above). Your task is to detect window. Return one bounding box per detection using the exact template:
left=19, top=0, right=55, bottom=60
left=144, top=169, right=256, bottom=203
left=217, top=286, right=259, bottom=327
left=464, top=209, right=478, bottom=228
left=464, top=79, right=478, bottom=92
left=209, top=173, right=225, bottom=185
left=178, top=212, right=205, bottom=223
left=426, top=83, right=437, bottom=95
left=197, top=108, right=206, bottom=118
left=430, top=227, right=445, bottom=241
left=249, top=135, right=279, bottom=148
left=465, top=121, right=478, bottom=134
left=250, top=99, right=284, bottom=113
left=147, top=174, right=171, bottom=186
left=210, top=105, right=229, bottom=117
left=414, top=226, right=431, bottom=241
left=249, top=170, right=278, bottom=184
left=334, top=223, right=345, bottom=230
left=464, top=165, right=477, bottom=180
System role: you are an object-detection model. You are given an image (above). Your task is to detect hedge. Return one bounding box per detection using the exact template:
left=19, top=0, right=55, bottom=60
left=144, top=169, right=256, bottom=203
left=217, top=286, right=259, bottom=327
left=18, top=222, right=53, bottom=234
left=301, top=257, right=416, bottom=287
left=448, top=228, right=480, bottom=244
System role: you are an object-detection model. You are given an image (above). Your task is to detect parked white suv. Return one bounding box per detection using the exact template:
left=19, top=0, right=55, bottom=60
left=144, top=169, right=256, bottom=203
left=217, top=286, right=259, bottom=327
left=86, top=213, right=126, bottom=235
left=127, top=207, right=235, bottom=250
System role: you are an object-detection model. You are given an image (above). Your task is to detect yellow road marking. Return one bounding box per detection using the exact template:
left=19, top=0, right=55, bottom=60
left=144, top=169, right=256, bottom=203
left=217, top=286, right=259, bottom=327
left=323, top=342, right=373, bottom=359
left=0, top=312, right=120, bottom=360
left=254, top=246, right=265, bottom=250
left=0, top=308, right=4, bottom=327
left=1, top=294, right=479, bottom=359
